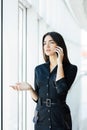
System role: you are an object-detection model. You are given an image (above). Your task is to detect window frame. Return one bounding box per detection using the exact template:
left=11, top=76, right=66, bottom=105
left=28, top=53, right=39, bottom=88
left=18, top=1, right=27, bottom=130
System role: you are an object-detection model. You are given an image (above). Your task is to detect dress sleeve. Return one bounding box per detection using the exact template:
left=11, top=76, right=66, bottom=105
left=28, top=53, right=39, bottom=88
left=34, top=67, right=39, bottom=94
left=33, top=67, right=39, bottom=103
left=55, top=65, right=77, bottom=94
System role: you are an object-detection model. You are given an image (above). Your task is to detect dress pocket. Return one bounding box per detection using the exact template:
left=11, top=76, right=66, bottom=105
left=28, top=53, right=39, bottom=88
left=38, top=107, right=47, bottom=122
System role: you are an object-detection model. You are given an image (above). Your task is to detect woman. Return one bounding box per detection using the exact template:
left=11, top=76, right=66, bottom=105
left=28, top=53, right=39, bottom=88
left=11, top=32, right=77, bottom=130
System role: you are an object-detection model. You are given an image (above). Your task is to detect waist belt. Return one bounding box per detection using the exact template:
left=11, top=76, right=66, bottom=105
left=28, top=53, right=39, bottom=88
left=38, top=98, right=63, bottom=107
left=43, top=98, right=57, bottom=107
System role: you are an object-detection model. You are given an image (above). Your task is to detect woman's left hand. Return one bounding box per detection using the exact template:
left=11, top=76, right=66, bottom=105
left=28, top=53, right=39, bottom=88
left=10, top=82, right=32, bottom=91
left=55, top=46, right=64, bottom=64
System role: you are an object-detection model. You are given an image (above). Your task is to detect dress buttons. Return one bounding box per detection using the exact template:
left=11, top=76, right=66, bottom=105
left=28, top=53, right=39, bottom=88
left=49, top=126, right=51, bottom=129
left=48, top=118, right=50, bottom=121
left=47, top=76, right=49, bottom=79
left=46, top=84, right=48, bottom=87
left=48, top=109, right=50, bottom=112
left=56, top=87, right=57, bottom=89
left=46, top=93, right=48, bottom=96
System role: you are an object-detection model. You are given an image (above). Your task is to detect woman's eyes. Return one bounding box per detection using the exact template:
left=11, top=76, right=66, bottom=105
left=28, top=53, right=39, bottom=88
left=50, top=41, right=54, bottom=44
left=43, top=41, right=55, bottom=45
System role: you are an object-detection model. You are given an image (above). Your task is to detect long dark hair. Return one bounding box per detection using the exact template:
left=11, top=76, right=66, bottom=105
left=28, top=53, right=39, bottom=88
left=42, top=31, right=70, bottom=65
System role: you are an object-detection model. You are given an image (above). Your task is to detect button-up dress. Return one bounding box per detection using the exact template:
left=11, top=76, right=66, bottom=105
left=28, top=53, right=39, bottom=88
left=33, top=61, right=77, bottom=130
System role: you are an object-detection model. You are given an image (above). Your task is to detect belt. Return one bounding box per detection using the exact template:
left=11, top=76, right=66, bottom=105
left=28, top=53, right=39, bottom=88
left=38, top=98, right=60, bottom=107
left=43, top=98, right=57, bottom=107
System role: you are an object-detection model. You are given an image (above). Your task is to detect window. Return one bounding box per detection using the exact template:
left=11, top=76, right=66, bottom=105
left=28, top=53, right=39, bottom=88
left=18, top=1, right=27, bottom=130
left=1, top=0, right=3, bottom=130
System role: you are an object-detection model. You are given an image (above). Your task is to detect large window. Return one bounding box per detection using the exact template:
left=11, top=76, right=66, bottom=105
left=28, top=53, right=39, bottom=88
left=18, top=1, right=27, bottom=130
left=80, top=30, right=87, bottom=125
left=1, top=0, right=3, bottom=130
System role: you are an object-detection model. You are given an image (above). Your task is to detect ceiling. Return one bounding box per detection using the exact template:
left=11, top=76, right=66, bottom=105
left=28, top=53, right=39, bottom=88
left=64, top=0, right=87, bottom=31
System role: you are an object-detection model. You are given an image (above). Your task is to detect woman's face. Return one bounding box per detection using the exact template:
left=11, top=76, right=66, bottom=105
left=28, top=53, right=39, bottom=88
left=43, top=35, right=57, bottom=56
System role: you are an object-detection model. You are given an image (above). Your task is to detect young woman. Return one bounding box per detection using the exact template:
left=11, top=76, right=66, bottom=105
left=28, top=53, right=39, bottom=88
left=11, top=32, right=77, bottom=130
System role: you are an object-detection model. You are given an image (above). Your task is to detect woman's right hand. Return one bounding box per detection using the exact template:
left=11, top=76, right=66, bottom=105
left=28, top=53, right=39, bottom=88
left=10, top=82, right=32, bottom=91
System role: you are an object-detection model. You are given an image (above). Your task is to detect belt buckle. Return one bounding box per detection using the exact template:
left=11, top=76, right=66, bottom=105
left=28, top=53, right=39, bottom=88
left=46, top=98, right=51, bottom=107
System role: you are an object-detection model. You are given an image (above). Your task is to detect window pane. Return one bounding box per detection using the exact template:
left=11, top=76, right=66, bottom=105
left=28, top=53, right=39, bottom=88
left=18, top=4, right=27, bottom=130
left=0, top=0, right=1, bottom=129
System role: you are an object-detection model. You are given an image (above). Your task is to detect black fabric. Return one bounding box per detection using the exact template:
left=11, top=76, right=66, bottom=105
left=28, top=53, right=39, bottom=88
left=33, top=61, right=77, bottom=130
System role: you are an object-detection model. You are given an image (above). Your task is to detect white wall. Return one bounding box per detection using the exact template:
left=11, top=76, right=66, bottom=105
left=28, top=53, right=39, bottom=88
left=27, top=8, right=39, bottom=130
left=3, top=0, right=18, bottom=130
left=0, top=0, right=1, bottom=129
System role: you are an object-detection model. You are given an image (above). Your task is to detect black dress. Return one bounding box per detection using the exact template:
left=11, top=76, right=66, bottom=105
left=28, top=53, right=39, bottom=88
left=33, top=61, right=77, bottom=130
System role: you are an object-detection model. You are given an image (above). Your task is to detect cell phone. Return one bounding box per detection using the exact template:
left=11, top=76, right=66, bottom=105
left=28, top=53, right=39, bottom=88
left=56, top=52, right=58, bottom=57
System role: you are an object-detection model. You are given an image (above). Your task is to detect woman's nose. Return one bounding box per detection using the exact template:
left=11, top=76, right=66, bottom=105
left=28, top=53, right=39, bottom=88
left=46, top=42, right=50, bottom=47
